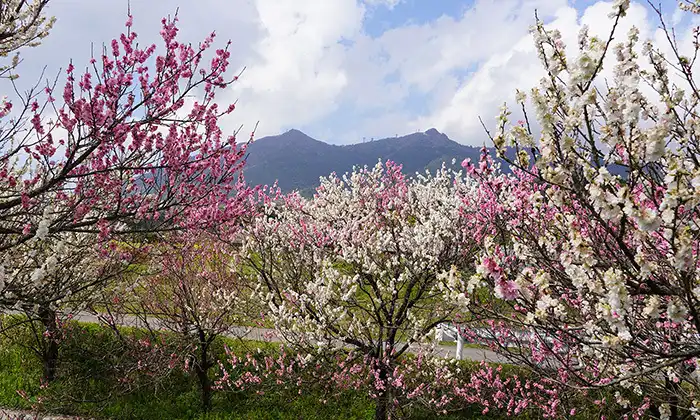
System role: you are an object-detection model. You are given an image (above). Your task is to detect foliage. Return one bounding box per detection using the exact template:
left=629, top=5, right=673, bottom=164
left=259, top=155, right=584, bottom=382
left=0, top=319, right=568, bottom=420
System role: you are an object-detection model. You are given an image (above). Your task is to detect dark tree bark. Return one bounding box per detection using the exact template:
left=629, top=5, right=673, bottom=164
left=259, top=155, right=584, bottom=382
left=38, top=304, right=59, bottom=383
left=373, top=358, right=394, bottom=420
left=194, top=329, right=212, bottom=411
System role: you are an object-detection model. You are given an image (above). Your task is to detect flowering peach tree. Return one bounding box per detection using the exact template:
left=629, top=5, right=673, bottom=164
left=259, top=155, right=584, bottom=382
left=101, top=232, right=250, bottom=411
left=459, top=1, right=700, bottom=418
left=0, top=231, right=138, bottom=382
left=242, top=161, right=477, bottom=419
left=0, top=0, right=54, bottom=76
left=217, top=344, right=571, bottom=419
left=0, top=12, right=252, bottom=314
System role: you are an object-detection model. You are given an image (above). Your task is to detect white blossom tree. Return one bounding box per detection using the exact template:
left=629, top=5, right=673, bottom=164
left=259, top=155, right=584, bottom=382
left=459, top=1, right=700, bottom=418
left=0, top=0, right=54, bottom=76
left=0, top=231, right=136, bottom=382
left=242, top=161, right=478, bottom=420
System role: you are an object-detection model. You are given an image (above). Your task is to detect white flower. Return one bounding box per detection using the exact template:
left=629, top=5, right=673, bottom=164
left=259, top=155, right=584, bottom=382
left=667, top=299, right=688, bottom=323
left=30, top=267, right=46, bottom=285
left=645, top=130, right=666, bottom=161
left=659, top=403, right=672, bottom=420
left=610, top=0, right=630, bottom=18
left=35, top=205, right=52, bottom=240
left=617, top=327, right=632, bottom=342
left=634, top=208, right=661, bottom=232
left=642, top=296, right=660, bottom=318
left=535, top=294, right=558, bottom=319
left=35, top=218, right=50, bottom=240
left=673, top=229, right=694, bottom=271
left=691, top=171, right=700, bottom=189
left=44, top=255, right=57, bottom=272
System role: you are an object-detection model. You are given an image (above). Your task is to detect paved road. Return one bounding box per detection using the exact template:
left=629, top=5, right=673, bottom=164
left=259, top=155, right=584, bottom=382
left=48, top=311, right=507, bottom=364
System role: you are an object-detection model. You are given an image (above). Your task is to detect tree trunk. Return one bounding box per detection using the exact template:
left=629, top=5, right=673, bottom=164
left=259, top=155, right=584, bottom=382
left=375, top=394, right=389, bottom=420
left=374, top=363, right=393, bottom=420
left=194, top=360, right=212, bottom=412
left=38, top=305, right=59, bottom=383
left=666, top=377, right=680, bottom=420
left=649, top=378, right=682, bottom=420
left=195, top=330, right=212, bottom=412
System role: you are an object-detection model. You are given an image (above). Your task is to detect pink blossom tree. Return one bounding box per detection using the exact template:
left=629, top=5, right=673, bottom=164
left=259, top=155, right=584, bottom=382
left=459, top=1, right=700, bottom=418
left=216, top=341, right=576, bottom=418
left=104, top=233, right=252, bottom=411
left=0, top=11, right=252, bottom=312
left=0, top=10, right=255, bottom=384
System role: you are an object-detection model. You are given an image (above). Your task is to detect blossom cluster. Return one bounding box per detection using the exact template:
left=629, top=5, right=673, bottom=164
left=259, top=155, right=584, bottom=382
left=244, top=161, right=476, bottom=355
left=216, top=345, right=568, bottom=418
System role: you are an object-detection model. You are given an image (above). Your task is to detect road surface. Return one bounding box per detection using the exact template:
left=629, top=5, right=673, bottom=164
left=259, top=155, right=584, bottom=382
left=39, top=311, right=507, bottom=363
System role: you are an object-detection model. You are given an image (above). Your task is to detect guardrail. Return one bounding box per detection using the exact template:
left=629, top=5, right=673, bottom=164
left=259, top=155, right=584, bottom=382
left=436, top=323, right=563, bottom=360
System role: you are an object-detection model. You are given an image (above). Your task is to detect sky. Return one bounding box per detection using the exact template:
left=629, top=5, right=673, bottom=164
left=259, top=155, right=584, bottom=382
left=12, top=0, right=685, bottom=145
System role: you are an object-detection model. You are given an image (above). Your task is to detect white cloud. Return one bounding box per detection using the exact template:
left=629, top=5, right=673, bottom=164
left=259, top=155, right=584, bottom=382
left=411, top=1, right=661, bottom=143
left=330, top=0, right=570, bottom=143
left=3, top=0, right=690, bottom=147
left=229, top=0, right=366, bottom=137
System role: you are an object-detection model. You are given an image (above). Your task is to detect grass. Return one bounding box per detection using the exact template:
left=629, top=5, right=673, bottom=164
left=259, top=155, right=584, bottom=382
left=0, top=343, right=42, bottom=410
left=0, top=326, right=363, bottom=419
left=438, top=340, right=491, bottom=350
left=0, top=319, right=505, bottom=420
left=0, top=317, right=643, bottom=420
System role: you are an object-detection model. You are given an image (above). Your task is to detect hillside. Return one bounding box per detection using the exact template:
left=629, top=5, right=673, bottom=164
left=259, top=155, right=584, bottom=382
left=242, top=128, right=491, bottom=195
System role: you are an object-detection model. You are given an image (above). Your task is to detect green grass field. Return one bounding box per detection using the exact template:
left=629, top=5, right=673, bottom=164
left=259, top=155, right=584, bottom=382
left=0, top=319, right=511, bottom=420
left=0, top=317, right=641, bottom=419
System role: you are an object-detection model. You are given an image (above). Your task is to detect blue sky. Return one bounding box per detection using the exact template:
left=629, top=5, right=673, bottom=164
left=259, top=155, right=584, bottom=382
left=364, top=0, right=474, bottom=36
left=13, top=0, right=686, bottom=145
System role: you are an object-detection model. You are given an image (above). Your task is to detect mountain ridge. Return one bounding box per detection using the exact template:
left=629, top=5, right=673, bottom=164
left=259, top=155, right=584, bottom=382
left=241, top=128, right=497, bottom=195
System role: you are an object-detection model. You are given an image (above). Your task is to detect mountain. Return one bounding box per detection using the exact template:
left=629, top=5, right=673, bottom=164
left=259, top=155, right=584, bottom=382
left=241, top=128, right=493, bottom=195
